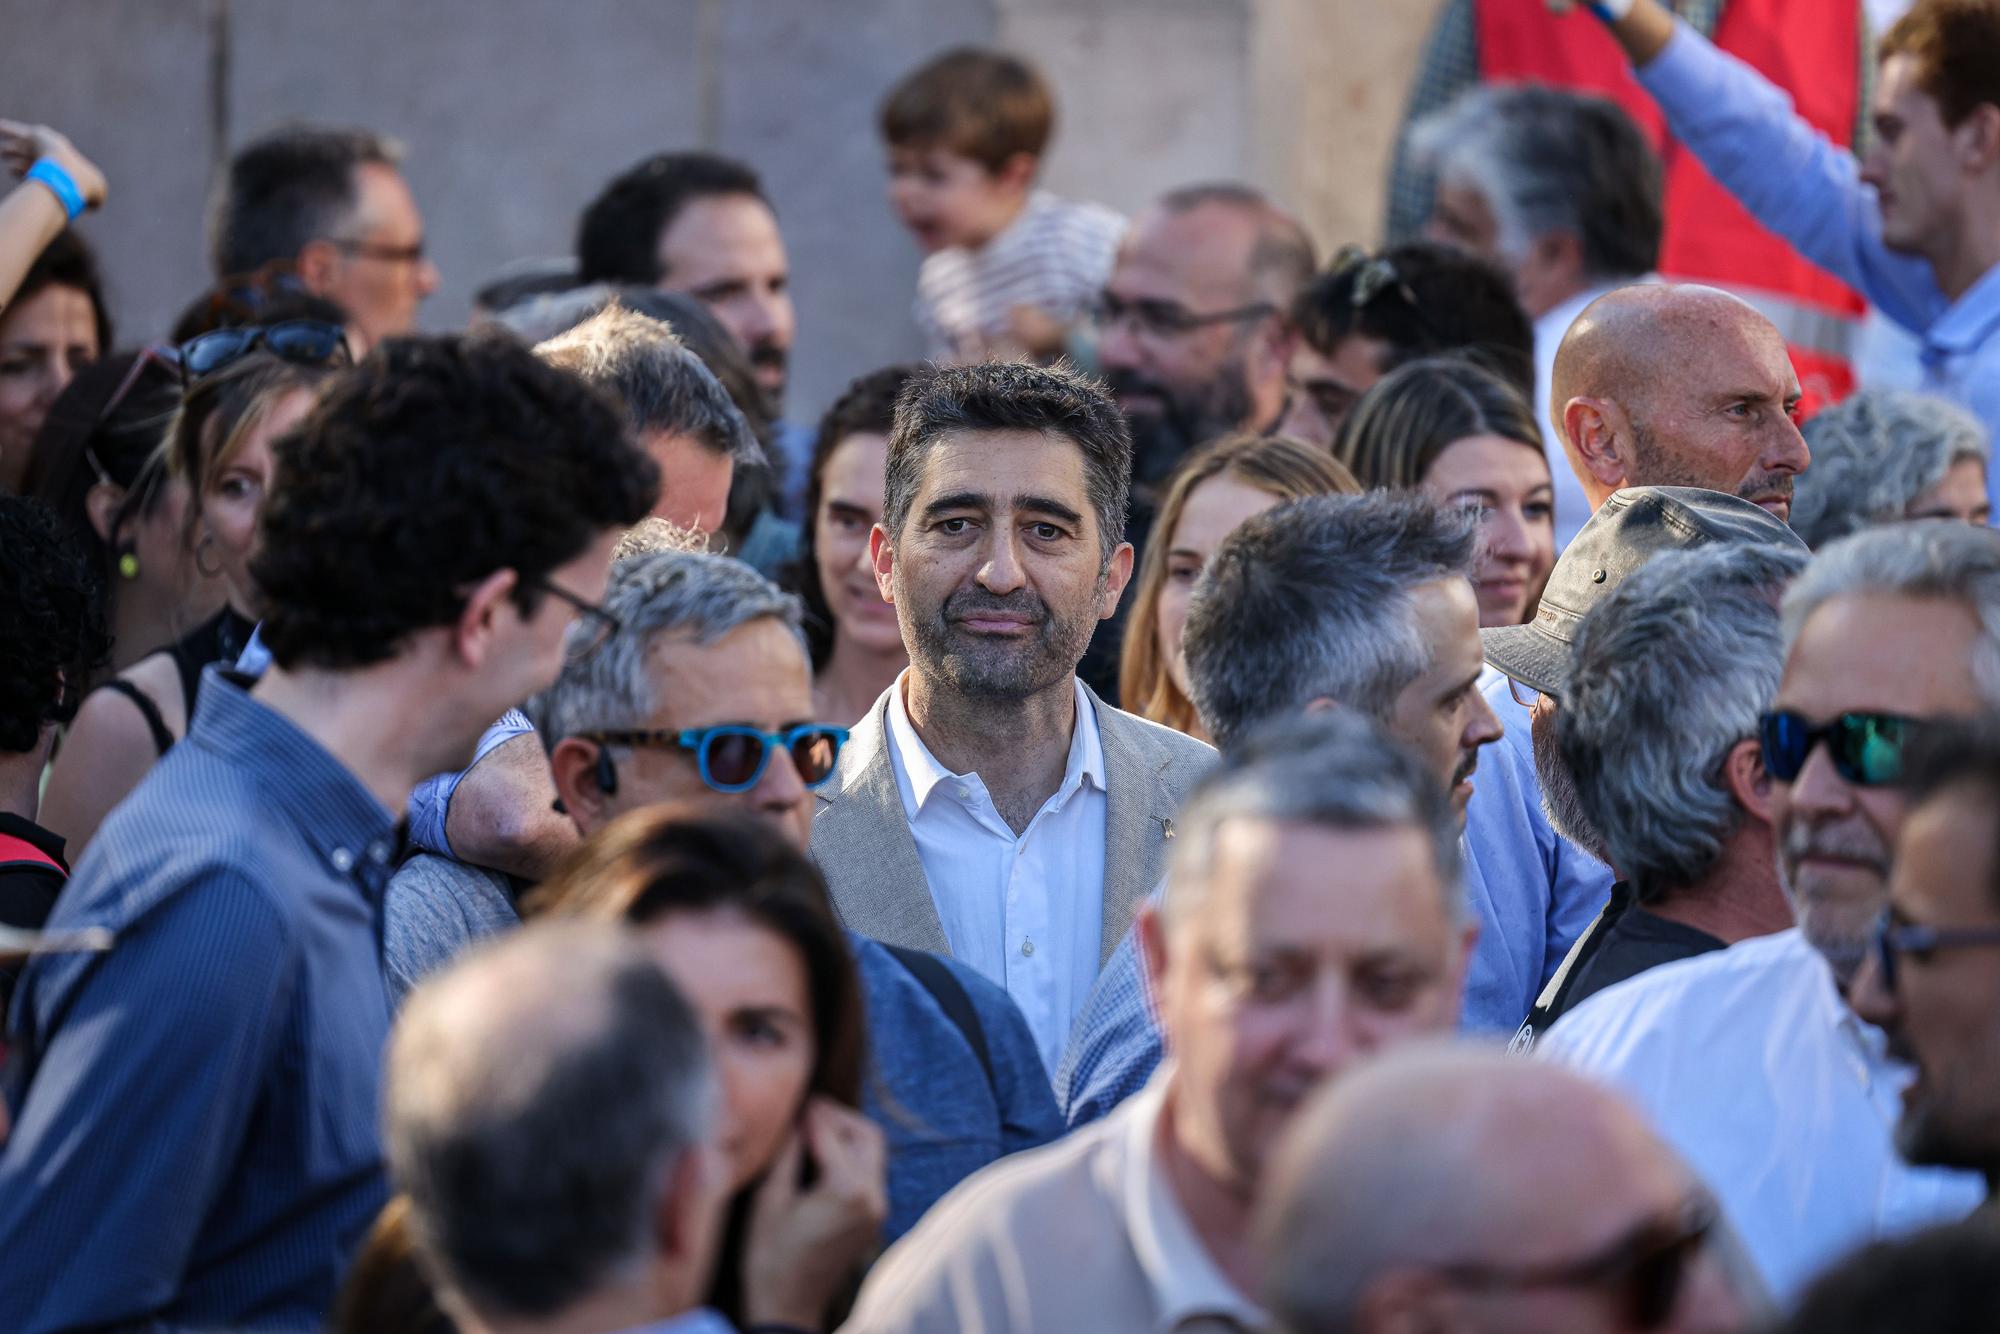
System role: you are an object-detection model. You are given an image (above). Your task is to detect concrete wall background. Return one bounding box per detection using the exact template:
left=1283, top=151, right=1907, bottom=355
left=5, top=0, right=1442, bottom=423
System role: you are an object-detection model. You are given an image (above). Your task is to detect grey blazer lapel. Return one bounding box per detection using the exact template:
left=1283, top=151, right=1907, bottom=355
left=809, top=689, right=950, bottom=955
left=1093, top=690, right=1182, bottom=966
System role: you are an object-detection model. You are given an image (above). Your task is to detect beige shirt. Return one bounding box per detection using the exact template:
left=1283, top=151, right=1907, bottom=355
left=839, top=1069, right=1266, bottom=1334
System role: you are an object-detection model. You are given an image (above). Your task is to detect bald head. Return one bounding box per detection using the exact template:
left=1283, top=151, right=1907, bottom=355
left=386, top=921, right=717, bottom=1322
left=1550, top=284, right=1808, bottom=521
left=1258, top=1041, right=1748, bottom=1334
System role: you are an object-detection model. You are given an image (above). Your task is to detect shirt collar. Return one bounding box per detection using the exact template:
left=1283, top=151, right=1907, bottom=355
left=1119, top=1068, right=1266, bottom=1332
left=1925, top=260, right=2000, bottom=357
left=187, top=666, right=400, bottom=886
left=886, top=670, right=1106, bottom=813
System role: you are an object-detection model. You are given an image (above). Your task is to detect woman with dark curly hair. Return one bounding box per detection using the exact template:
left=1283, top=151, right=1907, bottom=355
left=39, top=333, right=345, bottom=855
left=784, top=364, right=919, bottom=726
left=0, top=494, right=109, bottom=1008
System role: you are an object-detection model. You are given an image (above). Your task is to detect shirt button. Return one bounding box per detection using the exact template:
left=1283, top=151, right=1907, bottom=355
left=330, top=848, right=355, bottom=872
left=1021, top=938, right=1035, bottom=957
left=956, top=785, right=971, bottom=801
left=368, top=841, right=391, bottom=864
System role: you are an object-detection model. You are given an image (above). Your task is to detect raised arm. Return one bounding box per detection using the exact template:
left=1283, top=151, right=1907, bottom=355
left=0, top=121, right=106, bottom=316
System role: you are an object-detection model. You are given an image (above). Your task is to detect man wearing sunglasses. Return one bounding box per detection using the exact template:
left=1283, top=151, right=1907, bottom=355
left=1259, top=1042, right=1752, bottom=1334
left=1541, top=522, right=2000, bottom=1301
left=496, top=547, right=1057, bottom=1241
left=1853, top=722, right=2000, bottom=1203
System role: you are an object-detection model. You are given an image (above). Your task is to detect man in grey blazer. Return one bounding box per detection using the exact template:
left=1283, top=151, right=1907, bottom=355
left=811, top=360, right=1214, bottom=1073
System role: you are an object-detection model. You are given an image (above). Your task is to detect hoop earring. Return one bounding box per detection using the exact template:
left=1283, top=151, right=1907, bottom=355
left=195, top=533, right=226, bottom=580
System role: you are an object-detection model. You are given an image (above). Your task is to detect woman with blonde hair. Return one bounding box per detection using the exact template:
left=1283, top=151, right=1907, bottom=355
left=1120, top=433, right=1357, bottom=739
left=1335, top=355, right=1555, bottom=628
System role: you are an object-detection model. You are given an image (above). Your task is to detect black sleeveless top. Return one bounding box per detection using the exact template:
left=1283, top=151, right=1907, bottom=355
left=100, top=606, right=257, bottom=757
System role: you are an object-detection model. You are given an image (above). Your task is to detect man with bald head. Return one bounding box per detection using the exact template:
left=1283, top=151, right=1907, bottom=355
left=385, top=919, right=730, bottom=1334
left=1552, top=283, right=1811, bottom=522
left=1096, top=182, right=1316, bottom=494
left=1258, top=1041, right=1753, bottom=1334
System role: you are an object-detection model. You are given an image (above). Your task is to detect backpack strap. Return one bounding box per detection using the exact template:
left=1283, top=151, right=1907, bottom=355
left=0, top=832, right=64, bottom=876
left=886, top=944, right=996, bottom=1097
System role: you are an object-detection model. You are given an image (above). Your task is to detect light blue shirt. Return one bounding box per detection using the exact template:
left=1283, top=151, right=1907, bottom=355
left=1637, top=20, right=2000, bottom=512
left=1460, top=669, right=1615, bottom=1032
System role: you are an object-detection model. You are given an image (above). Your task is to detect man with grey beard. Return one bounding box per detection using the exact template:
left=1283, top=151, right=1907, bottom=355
left=809, top=361, right=1214, bottom=1076
left=1540, top=522, right=2000, bottom=1304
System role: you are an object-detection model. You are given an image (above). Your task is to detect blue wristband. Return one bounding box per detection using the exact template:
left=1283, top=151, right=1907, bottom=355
left=26, top=158, right=86, bottom=221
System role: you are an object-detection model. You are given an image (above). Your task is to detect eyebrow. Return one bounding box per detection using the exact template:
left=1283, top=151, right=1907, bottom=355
left=922, top=491, right=1085, bottom=526
left=824, top=499, right=874, bottom=518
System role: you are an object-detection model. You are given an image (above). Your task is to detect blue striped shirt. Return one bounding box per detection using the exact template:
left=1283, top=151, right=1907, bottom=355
left=0, top=667, right=398, bottom=1332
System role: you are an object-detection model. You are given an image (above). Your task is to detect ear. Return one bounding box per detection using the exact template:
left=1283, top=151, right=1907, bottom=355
left=1958, top=103, right=2000, bottom=171
left=1097, top=541, right=1136, bottom=619
left=549, top=734, right=612, bottom=835
left=1302, top=696, right=1344, bottom=719
left=451, top=568, right=520, bottom=670
left=652, top=1142, right=728, bottom=1303
left=1722, top=735, right=1776, bottom=828
left=869, top=523, right=896, bottom=603
left=1137, top=901, right=1172, bottom=1011
left=1560, top=396, right=1630, bottom=490
left=293, top=237, right=343, bottom=296
left=83, top=481, right=126, bottom=545
left=994, top=150, right=1038, bottom=196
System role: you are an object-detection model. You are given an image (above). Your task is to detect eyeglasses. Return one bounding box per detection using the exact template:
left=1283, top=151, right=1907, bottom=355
left=1329, top=243, right=1421, bottom=314
left=1869, top=910, right=2000, bottom=995
left=95, top=344, right=180, bottom=432
left=531, top=578, right=624, bottom=657
left=1758, top=710, right=1928, bottom=787
left=177, top=319, right=352, bottom=390
left=328, top=236, right=427, bottom=265
left=581, top=724, right=850, bottom=794
left=1506, top=674, right=1545, bottom=711
left=1090, top=291, right=1275, bottom=341
left=1436, top=1195, right=1716, bottom=1331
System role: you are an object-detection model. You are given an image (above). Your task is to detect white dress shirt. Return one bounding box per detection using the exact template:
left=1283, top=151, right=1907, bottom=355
left=886, top=672, right=1109, bottom=1075
left=841, top=1067, right=1266, bottom=1334
left=1539, top=928, right=1982, bottom=1302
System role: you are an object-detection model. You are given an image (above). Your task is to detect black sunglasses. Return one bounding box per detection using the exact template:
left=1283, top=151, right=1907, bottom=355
left=580, top=723, right=850, bottom=794
left=1758, top=711, right=1927, bottom=787
left=1870, top=909, right=2000, bottom=994
left=1436, top=1195, right=1715, bottom=1330
left=177, top=319, right=352, bottom=390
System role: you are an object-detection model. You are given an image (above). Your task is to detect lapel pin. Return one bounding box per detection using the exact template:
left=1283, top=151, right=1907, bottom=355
left=1159, top=817, right=1175, bottom=841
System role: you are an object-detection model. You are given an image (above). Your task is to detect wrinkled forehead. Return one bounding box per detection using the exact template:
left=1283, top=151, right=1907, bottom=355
left=1176, top=816, right=1450, bottom=946
left=1780, top=590, right=1984, bottom=717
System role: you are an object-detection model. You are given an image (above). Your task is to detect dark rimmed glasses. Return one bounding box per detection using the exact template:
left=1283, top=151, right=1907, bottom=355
left=1435, top=1194, right=1716, bottom=1331
left=581, top=724, right=849, bottom=794
left=1758, top=710, right=1929, bottom=788
left=1090, top=290, right=1276, bottom=341
left=1869, top=910, right=2000, bottom=995
left=177, top=319, right=352, bottom=390
left=530, top=579, right=623, bottom=658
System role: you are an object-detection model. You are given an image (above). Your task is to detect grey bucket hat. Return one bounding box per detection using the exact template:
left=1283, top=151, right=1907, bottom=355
left=1481, top=486, right=1807, bottom=698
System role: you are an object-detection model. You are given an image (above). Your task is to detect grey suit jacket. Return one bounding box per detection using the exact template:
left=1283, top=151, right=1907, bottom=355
left=810, top=681, right=1215, bottom=967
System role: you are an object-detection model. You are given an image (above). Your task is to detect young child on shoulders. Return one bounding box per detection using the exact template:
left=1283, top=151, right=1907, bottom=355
left=880, top=48, right=1126, bottom=364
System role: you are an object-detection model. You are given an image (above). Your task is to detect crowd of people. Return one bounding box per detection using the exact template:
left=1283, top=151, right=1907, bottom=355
left=4, top=0, right=2000, bottom=1330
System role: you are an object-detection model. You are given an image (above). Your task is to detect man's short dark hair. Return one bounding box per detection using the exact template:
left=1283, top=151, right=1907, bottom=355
left=209, top=126, right=400, bottom=277
left=1185, top=491, right=1477, bottom=751
left=1778, top=1217, right=2000, bottom=1334
left=575, top=152, right=768, bottom=286
left=882, top=360, right=1132, bottom=566
left=252, top=333, right=659, bottom=671
left=533, top=305, right=758, bottom=464
left=1293, top=241, right=1534, bottom=400
left=0, top=497, right=109, bottom=754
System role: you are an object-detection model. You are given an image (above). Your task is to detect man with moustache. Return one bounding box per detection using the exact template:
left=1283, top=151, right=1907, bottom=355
left=1540, top=522, right=2000, bottom=1302
left=842, top=714, right=1476, bottom=1333
left=809, top=360, right=1214, bottom=1076
left=1853, top=722, right=2000, bottom=1205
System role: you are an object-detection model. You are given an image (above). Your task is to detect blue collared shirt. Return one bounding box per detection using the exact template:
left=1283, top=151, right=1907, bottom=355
left=0, top=667, right=399, bottom=1332
left=1637, top=19, right=2000, bottom=513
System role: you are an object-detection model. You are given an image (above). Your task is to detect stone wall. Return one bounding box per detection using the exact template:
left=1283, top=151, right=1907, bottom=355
left=5, top=0, right=1442, bottom=421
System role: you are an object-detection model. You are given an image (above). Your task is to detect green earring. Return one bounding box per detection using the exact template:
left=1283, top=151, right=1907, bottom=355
left=116, top=544, right=139, bottom=580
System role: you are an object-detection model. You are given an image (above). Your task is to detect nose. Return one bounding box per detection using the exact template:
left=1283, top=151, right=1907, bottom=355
left=976, top=528, right=1028, bottom=595
left=1277, top=393, right=1331, bottom=450
left=1668, top=1249, right=1753, bottom=1334
left=1290, top=977, right=1361, bottom=1079
left=1467, top=683, right=1505, bottom=749
left=1096, top=308, right=1140, bottom=374
left=1485, top=507, right=1533, bottom=562
left=1849, top=944, right=1898, bottom=1032
left=754, top=741, right=810, bottom=819
left=1786, top=739, right=1856, bottom=822
left=1767, top=414, right=1810, bottom=475
left=415, top=257, right=441, bottom=298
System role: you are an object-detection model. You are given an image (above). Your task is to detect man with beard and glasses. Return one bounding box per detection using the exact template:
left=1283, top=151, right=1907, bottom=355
left=1853, top=721, right=2000, bottom=1205
left=1056, top=492, right=1505, bottom=1126
left=1540, top=522, right=2000, bottom=1302
left=809, top=361, right=1214, bottom=1075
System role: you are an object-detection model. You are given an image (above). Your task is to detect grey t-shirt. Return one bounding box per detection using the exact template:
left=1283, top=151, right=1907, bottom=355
left=381, top=852, right=522, bottom=1007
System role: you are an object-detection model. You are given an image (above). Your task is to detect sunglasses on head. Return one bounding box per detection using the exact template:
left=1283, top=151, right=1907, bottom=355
left=1436, top=1194, right=1715, bottom=1331
left=1758, top=710, right=1926, bottom=787
left=176, top=319, right=352, bottom=391
left=582, top=724, right=850, bottom=795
